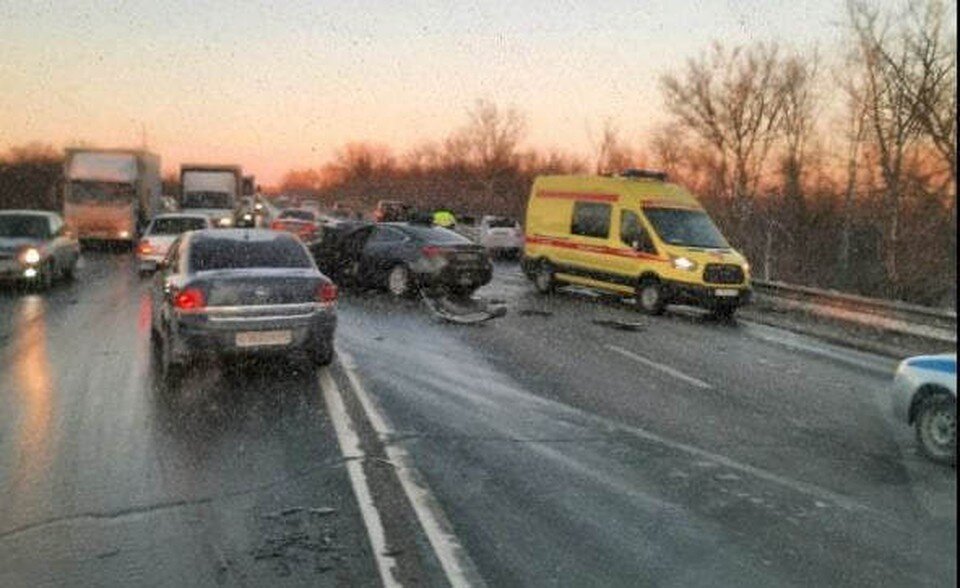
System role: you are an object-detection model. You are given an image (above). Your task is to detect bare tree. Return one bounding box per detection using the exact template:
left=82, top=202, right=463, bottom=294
left=778, top=51, right=820, bottom=225
left=660, top=42, right=786, bottom=230
left=590, top=119, right=637, bottom=174
left=835, top=52, right=871, bottom=281
left=456, top=99, right=527, bottom=174
left=848, top=0, right=926, bottom=292
left=880, top=0, right=956, bottom=199
left=649, top=123, right=686, bottom=180
left=334, top=142, right=396, bottom=181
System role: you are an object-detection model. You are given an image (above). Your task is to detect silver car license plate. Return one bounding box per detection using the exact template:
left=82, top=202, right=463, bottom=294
left=236, top=330, right=292, bottom=347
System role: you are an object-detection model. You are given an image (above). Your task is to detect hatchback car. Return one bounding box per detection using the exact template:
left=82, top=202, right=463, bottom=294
left=138, top=213, right=212, bottom=273
left=150, top=229, right=338, bottom=385
left=310, top=221, right=492, bottom=297
left=0, top=210, right=80, bottom=288
left=479, top=215, right=523, bottom=258
left=892, top=353, right=956, bottom=465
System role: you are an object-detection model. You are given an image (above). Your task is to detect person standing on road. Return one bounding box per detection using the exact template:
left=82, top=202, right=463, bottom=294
left=433, top=207, right=456, bottom=228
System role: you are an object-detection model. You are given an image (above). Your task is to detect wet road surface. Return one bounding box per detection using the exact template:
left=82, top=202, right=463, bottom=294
left=0, top=254, right=956, bottom=587
left=0, top=253, right=378, bottom=586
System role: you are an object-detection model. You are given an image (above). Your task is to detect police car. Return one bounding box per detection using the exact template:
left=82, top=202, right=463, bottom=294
left=892, top=353, right=956, bottom=465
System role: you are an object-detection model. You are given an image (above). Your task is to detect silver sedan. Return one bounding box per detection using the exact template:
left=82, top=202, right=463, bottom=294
left=150, top=228, right=338, bottom=387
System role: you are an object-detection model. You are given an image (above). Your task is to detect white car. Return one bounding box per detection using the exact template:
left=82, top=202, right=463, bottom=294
left=892, top=353, right=956, bottom=465
left=137, top=213, right=212, bottom=273
left=479, top=215, right=523, bottom=258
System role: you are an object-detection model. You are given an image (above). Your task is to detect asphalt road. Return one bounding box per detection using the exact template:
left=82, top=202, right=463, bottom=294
left=0, top=252, right=379, bottom=587
left=0, top=254, right=956, bottom=587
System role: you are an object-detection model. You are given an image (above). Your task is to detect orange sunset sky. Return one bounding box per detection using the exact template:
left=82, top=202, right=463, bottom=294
left=1, top=0, right=901, bottom=185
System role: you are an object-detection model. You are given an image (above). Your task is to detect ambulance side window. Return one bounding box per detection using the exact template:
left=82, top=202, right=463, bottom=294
left=621, top=210, right=656, bottom=254
left=571, top=202, right=611, bottom=239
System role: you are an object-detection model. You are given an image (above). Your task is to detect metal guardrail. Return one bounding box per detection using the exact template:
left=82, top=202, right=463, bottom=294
left=752, top=279, right=957, bottom=343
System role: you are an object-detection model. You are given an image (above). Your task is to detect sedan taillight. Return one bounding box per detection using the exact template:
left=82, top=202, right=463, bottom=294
left=421, top=245, right=447, bottom=258
left=173, top=288, right=205, bottom=310
left=316, top=282, right=338, bottom=305
left=137, top=240, right=153, bottom=255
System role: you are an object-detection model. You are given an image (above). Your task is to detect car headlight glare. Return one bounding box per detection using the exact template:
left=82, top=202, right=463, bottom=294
left=671, top=256, right=697, bottom=271
left=218, top=217, right=233, bottom=227
left=21, top=247, right=41, bottom=265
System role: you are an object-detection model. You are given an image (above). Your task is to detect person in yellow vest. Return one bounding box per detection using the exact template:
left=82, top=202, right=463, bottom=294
left=432, top=208, right=457, bottom=228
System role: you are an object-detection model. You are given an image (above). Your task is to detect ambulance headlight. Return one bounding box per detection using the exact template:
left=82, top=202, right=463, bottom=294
left=671, top=256, right=698, bottom=271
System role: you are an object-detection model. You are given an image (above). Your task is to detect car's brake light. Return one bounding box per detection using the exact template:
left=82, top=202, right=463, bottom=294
left=137, top=240, right=152, bottom=255
left=421, top=245, right=446, bottom=258
left=316, top=282, right=338, bottom=304
left=173, top=288, right=205, bottom=310
left=270, top=220, right=282, bottom=230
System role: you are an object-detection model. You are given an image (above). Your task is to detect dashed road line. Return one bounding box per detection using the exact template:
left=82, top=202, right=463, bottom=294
left=319, top=369, right=402, bottom=588
left=606, top=344, right=714, bottom=390
left=338, top=350, right=487, bottom=588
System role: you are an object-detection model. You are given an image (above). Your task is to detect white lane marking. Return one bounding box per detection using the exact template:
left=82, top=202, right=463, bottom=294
left=319, top=369, right=402, bottom=588
left=742, top=321, right=898, bottom=376
left=338, top=350, right=487, bottom=588
left=606, top=344, right=714, bottom=390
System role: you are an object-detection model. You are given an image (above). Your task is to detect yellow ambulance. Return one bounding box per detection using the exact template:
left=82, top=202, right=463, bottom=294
left=521, top=170, right=751, bottom=318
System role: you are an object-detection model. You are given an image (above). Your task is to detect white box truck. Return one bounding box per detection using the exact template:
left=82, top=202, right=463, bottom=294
left=63, top=148, right=162, bottom=243
left=179, top=164, right=242, bottom=227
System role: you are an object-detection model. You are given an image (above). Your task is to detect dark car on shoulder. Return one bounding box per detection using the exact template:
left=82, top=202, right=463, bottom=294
left=150, top=229, right=338, bottom=386
left=308, top=221, right=492, bottom=297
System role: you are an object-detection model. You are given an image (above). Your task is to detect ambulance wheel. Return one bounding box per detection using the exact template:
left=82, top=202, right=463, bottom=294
left=636, top=279, right=666, bottom=315
left=533, top=260, right=556, bottom=294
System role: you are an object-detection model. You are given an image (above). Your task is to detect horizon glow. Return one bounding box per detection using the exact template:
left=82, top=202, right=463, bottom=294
left=0, top=0, right=905, bottom=185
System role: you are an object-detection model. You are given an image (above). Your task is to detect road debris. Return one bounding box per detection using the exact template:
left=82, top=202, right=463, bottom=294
left=518, top=309, right=553, bottom=317
left=95, top=549, right=120, bottom=559
left=307, top=507, right=337, bottom=516
left=420, top=289, right=508, bottom=324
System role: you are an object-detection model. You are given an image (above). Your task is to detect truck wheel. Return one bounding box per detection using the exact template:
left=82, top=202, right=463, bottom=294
left=915, top=394, right=956, bottom=465
left=636, top=279, right=666, bottom=315
left=387, top=264, right=413, bottom=298
left=533, top=260, right=555, bottom=294
left=63, top=257, right=77, bottom=281
left=37, top=261, right=55, bottom=290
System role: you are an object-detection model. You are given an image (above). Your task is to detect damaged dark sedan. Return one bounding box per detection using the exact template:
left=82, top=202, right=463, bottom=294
left=308, top=221, right=493, bottom=298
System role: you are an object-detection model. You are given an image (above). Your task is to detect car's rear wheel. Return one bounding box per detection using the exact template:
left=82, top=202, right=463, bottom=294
left=387, top=264, right=413, bottom=297
left=533, top=260, right=555, bottom=294
left=158, top=330, right=185, bottom=389
left=313, top=341, right=335, bottom=367
left=915, top=394, right=956, bottom=465
left=636, top=279, right=666, bottom=315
